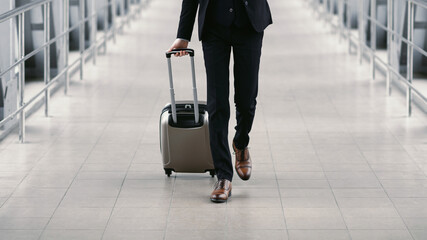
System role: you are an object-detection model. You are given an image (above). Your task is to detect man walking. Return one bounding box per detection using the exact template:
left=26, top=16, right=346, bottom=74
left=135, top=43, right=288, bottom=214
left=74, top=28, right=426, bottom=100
left=168, top=0, right=272, bottom=203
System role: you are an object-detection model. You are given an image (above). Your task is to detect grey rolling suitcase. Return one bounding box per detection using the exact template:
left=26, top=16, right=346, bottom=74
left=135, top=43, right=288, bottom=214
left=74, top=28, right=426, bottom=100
left=160, top=48, right=215, bottom=177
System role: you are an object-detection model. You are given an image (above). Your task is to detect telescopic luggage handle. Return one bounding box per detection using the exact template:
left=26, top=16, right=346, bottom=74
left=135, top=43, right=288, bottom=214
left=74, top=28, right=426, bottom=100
left=166, top=48, right=194, bottom=58
left=165, top=48, right=199, bottom=124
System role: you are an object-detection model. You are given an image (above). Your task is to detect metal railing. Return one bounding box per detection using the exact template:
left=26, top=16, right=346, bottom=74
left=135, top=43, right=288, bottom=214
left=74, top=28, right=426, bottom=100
left=309, top=0, right=427, bottom=116
left=0, top=0, right=148, bottom=142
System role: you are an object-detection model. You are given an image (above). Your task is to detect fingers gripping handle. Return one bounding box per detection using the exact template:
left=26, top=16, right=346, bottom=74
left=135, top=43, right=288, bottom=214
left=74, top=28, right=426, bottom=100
left=166, top=48, right=195, bottom=58
left=166, top=48, right=199, bottom=124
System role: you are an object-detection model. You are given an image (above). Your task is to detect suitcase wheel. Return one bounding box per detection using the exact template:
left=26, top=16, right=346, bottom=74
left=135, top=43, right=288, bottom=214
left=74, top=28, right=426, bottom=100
left=165, top=169, right=173, bottom=177
left=209, top=170, right=215, bottom=178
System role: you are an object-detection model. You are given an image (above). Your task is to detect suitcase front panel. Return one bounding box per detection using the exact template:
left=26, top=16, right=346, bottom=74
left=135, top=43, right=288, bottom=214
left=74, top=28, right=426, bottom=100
left=160, top=111, right=214, bottom=173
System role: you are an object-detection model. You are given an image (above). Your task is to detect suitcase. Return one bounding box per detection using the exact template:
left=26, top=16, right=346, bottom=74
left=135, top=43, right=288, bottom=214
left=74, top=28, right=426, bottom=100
left=160, top=48, right=215, bottom=177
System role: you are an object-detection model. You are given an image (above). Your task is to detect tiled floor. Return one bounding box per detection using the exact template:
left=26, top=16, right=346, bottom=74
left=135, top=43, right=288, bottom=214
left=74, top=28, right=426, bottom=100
left=0, top=0, right=427, bottom=240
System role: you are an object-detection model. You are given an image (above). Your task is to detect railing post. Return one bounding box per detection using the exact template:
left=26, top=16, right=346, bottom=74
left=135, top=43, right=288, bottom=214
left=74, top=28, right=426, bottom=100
left=129, top=0, right=134, bottom=20
left=9, top=1, right=14, bottom=116
left=79, top=0, right=85, bottom=80
left=133, top=0, right=139, bottom=20
left=103, top=0, right=108, bottom=52
left=337, top=0, right=344, bottom=43
left=138, top=0, right=144, bottom=16
left=126, top=0, right=131, bottom=25
left=120, top=0, right=125, bottom=30
left=346, top=0, right=352, bottom=53
left=386, top=0, right=392, bottom=96
left=323, top=0, right=328, bottom=23
left=407, top=0, right=414, bottom=116
left=316, top=0, right=319, bottom=13
left=44, top=2, right=50, bottom=117
left=370, top=0, right=376, bottom=80
left=358, top=0, right=364, bottom=64
left=18, top=13, right=25, bottom=143
left=112, top=0, right=116, bottom=43
left=92, top=0, right=97, bottom=65
left=64, top=0, right=70, bottom=94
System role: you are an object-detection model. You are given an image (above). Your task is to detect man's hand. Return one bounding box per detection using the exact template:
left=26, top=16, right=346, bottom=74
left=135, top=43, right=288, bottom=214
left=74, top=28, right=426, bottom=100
left=167, top=39, right=189, bottom=57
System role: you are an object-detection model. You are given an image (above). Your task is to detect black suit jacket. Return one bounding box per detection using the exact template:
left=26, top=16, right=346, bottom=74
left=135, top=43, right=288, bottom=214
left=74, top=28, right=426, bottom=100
left=177, top=0, right=272, bottom=41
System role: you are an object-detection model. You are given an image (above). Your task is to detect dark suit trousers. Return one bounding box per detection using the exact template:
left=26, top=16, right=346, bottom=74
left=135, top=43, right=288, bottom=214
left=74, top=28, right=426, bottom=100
left=202, top=23, right=263, bottom=181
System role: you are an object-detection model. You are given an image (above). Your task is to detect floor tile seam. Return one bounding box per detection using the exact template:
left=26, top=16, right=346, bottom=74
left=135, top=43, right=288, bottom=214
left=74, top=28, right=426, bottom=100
left=286, top=228, right=408, bottom=231
left=373, top=177, right=427, bottom=181
left=224, top=176, right=230, bottom=236
left=389, top=197, right=427, bottom=199
left=344, top=148, right=418, bottom=239
left=91, top=113, right=148, bottom=232
left=99, top=111, right=157, bottom=239
left=316, top=186, right=391, bottom=189
left=96, top=5, right=171, bottom=240
left=36, top=101, right=121, bottom=240
left=263, top=10, right=352, bottom=238
left=0, top=130, right=19, bottom=148
left=385, top=125, right=427, bottom=180
left=258, top=101, right=290, bottom=239
left=0, top=121, right=72, bottom=210
left=0, top=228, right=47, bottom=232
left=33, top=45, right=144, bottom=240
left=305, top=152, right=352, bottom=240
left=0, top=230, right=43, bottom=232
left=161, top=174, right=176, bottom=240
left=41, top=226, right=108, bottom=231
left=290, top=80, right=353, bottom=239
left=325, top=90, right=417, bottom=240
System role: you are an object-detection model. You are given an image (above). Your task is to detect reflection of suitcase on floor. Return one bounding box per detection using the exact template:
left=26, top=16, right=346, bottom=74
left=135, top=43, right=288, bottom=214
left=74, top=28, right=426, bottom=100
left=159, top=48, right=215, bottom=177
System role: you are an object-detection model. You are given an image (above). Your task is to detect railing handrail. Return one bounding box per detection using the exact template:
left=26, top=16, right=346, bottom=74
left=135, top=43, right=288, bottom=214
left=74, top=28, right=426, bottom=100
left=0, top=0, right=148, bottom=142
left=0, top=0, right=51, bottom=24
left=410, top=0, right=427, bottom=10
left=308, top=0, right=427, bottom=115
left=361, top=11, right=427, bottom=58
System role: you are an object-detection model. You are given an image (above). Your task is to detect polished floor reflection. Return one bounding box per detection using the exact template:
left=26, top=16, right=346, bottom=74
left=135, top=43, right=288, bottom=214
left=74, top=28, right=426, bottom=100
left=0, top=0, right=426, bottom=240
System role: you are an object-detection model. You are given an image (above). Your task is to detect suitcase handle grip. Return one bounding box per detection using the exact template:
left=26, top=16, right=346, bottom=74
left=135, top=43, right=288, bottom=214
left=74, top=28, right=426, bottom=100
left=166, top=49, right=199, bottom=124
left=166, top=48, right=195, bottom=58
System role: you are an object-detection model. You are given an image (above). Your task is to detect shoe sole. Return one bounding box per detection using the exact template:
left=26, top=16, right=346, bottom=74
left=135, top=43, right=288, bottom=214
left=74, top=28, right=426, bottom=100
left=210, top=191, right=231, bottom=203
left=210, top=198, right=227, bottom=203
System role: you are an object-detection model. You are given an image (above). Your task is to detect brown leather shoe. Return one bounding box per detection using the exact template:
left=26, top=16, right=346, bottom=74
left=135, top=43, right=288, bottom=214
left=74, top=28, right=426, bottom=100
left=210, top=179, right=232, bottom=203
left=233, top=142, right=252, bottom=181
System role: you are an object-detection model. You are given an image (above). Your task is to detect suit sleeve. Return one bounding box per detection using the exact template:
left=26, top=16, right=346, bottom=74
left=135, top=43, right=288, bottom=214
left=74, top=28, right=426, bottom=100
left=176, top=0, right=199, bottom=41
